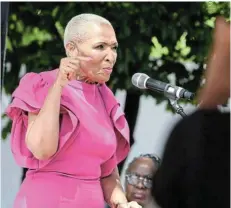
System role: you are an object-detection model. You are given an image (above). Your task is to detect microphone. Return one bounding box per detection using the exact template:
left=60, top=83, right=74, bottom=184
left=131, top=73, right=195, bottom=100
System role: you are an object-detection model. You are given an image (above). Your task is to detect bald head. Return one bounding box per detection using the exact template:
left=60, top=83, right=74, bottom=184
left=126, top=154, right=161, bottom=174
left=127, top=157, right=156, bottom=174
left=63, top=13, right=112, bottom=47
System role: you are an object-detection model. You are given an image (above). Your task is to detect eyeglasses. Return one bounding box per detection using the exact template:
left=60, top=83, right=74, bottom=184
left=125, top=173, right=153, bottom=189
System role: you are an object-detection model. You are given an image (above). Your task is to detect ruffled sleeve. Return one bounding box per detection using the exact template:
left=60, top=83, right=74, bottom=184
left=5, top=71, right=78, bottom=169
left=8, top=73, right=49, bottom=117
left=101, top=103, right=130, bottom=177
left=6, top=73, right=49, bottom=169
left=99, top=85, right=130, bottom=177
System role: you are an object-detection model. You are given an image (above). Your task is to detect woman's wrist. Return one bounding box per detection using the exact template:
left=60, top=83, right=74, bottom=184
left=111, top=190, right=128, bottom=207
left=53, top=80, right=64, bottom=90
left=113, top=199, right=128, bottom=208
left=114, top=201, right=128, bottom=208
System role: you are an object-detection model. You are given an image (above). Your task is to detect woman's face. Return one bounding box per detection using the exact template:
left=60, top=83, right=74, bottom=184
left=66, top=23, right=118, bottom=83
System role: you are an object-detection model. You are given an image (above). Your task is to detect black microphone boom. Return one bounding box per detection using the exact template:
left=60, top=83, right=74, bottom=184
left=131, top=73, right=194, bottom=100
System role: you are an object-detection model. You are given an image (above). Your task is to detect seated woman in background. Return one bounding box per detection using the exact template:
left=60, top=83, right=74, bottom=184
left=125, top=154, right=161, bottom=208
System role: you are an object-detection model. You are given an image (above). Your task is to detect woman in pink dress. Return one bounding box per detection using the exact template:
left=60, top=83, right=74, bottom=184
left=6, top=13, right=142, bottom=208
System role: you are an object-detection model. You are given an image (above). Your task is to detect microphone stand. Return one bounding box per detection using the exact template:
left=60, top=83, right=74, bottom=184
left=169, top=98, right=187, bottom=118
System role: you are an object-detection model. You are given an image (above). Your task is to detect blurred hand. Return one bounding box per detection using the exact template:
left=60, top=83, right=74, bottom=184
left=198, top=16, right=230, bottom=109
left=117, top=201, right=142, bottom=208
left=55, top=56, right=91, bottom=87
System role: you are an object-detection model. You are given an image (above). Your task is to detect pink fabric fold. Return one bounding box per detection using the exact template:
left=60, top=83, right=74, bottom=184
left=6, top=69, right=130, bottom=173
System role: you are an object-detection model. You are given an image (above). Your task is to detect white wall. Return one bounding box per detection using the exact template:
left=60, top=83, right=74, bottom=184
left=1, top=89, right=195, bottom=208
left=115, top=90, right=195, bottom=186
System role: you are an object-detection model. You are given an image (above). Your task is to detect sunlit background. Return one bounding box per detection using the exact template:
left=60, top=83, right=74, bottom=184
left=1, top=1, right=230, bottom=207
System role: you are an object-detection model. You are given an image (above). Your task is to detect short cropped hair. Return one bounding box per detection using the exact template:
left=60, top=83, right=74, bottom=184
left=126, top=153, right=161, bottom=173
left=63, top=13, right=112, bottom=47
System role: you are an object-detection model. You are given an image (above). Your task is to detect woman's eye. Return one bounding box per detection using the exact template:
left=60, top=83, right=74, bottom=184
left=113, top=46, right=118, bottom=51
left=96, top=45, right=104, bottom=49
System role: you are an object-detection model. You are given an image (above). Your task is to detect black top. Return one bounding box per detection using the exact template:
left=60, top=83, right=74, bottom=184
left=152, top=109, right=230, bottom=208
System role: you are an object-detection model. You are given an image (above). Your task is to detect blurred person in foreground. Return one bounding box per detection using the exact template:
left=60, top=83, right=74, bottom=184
left=152, top=16, right=230, bottom=208
left=125, top=154, right=161, bottom=208
left=6, top=13, right=142, bottom=208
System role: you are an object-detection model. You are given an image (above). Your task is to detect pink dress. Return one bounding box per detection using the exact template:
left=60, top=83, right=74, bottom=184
left=6, top=69, right=130, bottom=208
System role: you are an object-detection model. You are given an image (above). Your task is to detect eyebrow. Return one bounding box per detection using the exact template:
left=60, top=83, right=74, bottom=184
left=95, top=41, right=118, bottom=46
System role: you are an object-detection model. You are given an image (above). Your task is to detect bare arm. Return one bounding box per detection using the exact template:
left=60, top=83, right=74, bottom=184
left=101, top=167, right=128, bottom=208
left=25, top=82, right=62, bottom=160
left=25, top=56, right=89, bottom=160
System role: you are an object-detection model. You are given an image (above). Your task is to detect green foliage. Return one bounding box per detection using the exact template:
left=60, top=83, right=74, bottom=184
left=2, top=2, right=230, bottom=139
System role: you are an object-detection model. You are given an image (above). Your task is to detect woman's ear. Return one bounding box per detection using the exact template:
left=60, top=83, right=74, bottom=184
left=65, top=42, right=79, bottom=57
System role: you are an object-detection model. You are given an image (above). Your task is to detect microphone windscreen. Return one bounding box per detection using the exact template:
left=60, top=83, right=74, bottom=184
left=131, top=73, right=150, bottom=89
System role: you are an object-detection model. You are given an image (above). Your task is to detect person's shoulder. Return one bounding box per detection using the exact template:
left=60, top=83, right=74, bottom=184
left=36, top=68, right=58, bottom=82
left=183, top=108, right=229, bottom=124
left=39, top=68, right=58, bottom=78
left=173, top=108, right=230, bottom=139
left=20, top=68, right=58, bottom=85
